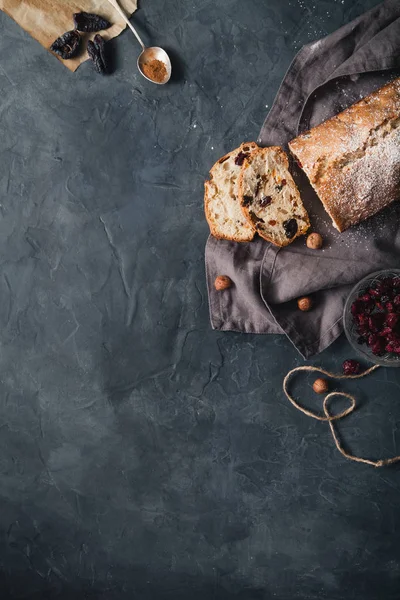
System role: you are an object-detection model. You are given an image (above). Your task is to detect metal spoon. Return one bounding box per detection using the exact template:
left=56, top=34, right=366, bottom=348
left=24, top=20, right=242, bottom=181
left=105, top=0, right=171, bottom=84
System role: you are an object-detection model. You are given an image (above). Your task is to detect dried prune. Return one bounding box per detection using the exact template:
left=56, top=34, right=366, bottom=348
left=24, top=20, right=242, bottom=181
left=88, top=35, right=108, bottom=74
left=283, top=218, right=298, bottom=239
left=74, top=12, right=111, bottom=33
left=51, top=30, right=81, bottom=60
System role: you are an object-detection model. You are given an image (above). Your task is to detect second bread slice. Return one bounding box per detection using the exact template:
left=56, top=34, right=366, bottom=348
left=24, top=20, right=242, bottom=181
left=239, top=147, right=310, bottom=247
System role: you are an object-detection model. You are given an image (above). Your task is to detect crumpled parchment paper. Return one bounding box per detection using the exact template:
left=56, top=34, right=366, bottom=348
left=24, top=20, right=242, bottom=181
left=0, top=0, right=137, bottom=71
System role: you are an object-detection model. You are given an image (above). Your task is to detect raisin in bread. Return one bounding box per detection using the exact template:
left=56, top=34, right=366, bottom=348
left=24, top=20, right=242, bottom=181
left=238, top=147, right=310, bottom=247
left=204, top=142, right=258, bottom=242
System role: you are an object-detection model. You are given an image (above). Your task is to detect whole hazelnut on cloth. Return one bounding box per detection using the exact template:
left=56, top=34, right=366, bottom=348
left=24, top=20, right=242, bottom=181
left=214, top=275, right=232, bottom=291
left=313, top=378, right=329, bottom=394
left=297, top=296, right=313, bottom=311
left=306, top=232, right=323, bottom=250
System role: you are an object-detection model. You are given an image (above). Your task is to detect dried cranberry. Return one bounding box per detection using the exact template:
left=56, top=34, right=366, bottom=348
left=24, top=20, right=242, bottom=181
left=370, top=339, right=386, bottom=356
left=386, top=313, right=400, bottom=330
left=281, top=179, right=287, bottom=186
left=367, top=334, right=380, bottom=347
left=234, top=152, right=248, bottom=166
left=356, top=314, right=369, bottom=327
left=393, top=277, right=400, bottom=288
left=379, top=327, right=393, bottom=337
left=343, top=359, right=361, bottom=375
left=368, top=313, right=385, bottom=332
left=351, top=300, right=363, bottom=316
left=260, top=196, right=272, bottom=207
left=385, top=341, right=400, bottom=354
left=359, top=293, right=371, bottom=303
left=368, top=288, right=380, bottom=298
left=394, top=295, right=400, bottom=307
left=386, top=302, right=395, bottom=313
left=297, top=160, right=303, bottom=169
left=381, top=278, right=393, bottom=289
left=386, top=331, right=400, bottom=343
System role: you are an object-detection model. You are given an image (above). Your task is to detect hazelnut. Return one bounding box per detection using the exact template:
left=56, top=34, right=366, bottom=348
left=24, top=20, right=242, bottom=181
left=297, top=296, right=313, bottom=311
left=214, top=275, right=232, bottom=291
left=313, top=378, right=329, bottom=394
left=306, top=232, right=323, bottom=249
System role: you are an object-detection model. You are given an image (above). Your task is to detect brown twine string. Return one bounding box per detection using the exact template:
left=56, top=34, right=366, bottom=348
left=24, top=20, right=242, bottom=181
left=283, top=364, right=400, bottom=468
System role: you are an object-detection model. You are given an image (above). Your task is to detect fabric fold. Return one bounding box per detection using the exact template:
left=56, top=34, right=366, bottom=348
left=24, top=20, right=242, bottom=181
left=205, top=0, right=400, bottom=357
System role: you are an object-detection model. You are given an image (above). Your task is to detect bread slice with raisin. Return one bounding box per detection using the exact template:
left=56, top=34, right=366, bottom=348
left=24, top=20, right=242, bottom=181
left=204, top=142, right=258, bottom=242
left=238, top=147, right=310, bottom=247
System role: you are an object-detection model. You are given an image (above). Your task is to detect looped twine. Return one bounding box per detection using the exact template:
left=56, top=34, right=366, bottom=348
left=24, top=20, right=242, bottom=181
left=283, top=364, right=400, bottom=468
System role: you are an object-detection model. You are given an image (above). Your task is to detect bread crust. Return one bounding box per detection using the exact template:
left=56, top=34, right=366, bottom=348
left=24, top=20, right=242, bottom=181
left=289, top=77, right=400, bottom=232
left=238, top=146, right=310, bottom=247
left=204, top=142, right=258, bottom=242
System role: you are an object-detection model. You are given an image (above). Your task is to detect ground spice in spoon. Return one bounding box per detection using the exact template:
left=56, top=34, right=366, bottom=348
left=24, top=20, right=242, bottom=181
left=142, top=59, right=167, bottom=83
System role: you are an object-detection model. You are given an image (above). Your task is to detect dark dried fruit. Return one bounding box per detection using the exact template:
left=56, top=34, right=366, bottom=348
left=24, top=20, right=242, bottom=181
left=242, top=195, right=252, bottom=207
left=386, top=313, right=400, bottom=330
left=342, top=359, right=361, bottom=376
left=51, top=30, right=81, bottom=60
left=275, top=180, right=286, bottom=192
left=351, top=299, right=362, bottom=316
left=386, top=342, right=400, bottom=354
left=370, top=339, right=386, bottom=356
left=260, top=196, right=272, bottom=207
left=234, top=152, right=248, bottom=166
left=369, top=287, right=380, bottom=298
left=283, top=218, right=298, bottom=239
left=369, top=313, right=385, bottom=332
left=73, top=12, right=111, bottom=33
left=249, top=211, right=263, bottom=224
left=88, top=35, right=108, bottom=74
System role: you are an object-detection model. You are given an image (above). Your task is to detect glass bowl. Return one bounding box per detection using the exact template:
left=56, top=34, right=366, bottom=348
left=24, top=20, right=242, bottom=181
left=343, top=269, right=400, bottom=367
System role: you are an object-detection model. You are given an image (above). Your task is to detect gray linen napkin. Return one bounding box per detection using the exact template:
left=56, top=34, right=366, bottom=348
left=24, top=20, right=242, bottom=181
left=205, top=0, right=400, bottom=358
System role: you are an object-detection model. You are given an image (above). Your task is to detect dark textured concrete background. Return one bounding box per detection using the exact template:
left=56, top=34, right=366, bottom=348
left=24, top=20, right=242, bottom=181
left=0, top=0, right=400, bottom=598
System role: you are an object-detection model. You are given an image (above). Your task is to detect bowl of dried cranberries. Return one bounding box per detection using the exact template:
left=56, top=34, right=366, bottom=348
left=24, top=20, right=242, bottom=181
left=344, top=270, right=400, bottom=367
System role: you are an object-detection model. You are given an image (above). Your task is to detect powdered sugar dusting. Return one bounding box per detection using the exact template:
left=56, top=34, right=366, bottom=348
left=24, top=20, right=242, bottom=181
left=290, top=78, right=400, bottom=232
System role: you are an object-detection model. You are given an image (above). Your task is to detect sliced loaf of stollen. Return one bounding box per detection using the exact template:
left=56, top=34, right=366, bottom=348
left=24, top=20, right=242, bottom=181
left=204, top=142, right=258, bottom=242
left=288, top=77, right=400, bottom=232
left=238, top=146, right=310, bottom=247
